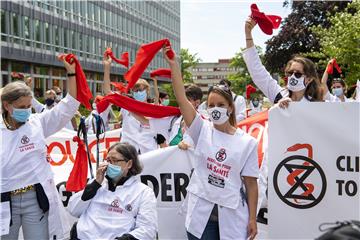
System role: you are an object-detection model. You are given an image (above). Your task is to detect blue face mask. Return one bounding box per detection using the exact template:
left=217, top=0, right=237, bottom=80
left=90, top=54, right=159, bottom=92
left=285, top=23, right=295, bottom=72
left=106, top=163, right=123, bottom=180
left=133, top=90, right=147, bottom=102
left=332, top=88, right=343, bottom=97
left=11, top=107, right=32, bottom=123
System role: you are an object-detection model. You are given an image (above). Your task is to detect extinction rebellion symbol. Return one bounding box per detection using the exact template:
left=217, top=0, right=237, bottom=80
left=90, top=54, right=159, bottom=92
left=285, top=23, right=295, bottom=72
left=215, top=148, right=227, bottom=162
left=289, top=77, right=298, bottom=86
left=211, top=110, right=221, bottom=121
left=21, top=135, right=30, bottom=144
left=273, top=144, right=327, bottom=209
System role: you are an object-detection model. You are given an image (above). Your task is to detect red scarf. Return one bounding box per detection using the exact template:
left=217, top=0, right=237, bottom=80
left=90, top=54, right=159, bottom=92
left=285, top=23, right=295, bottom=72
left=104, top=48, right=129, bottom=68
left=251, top=4, right=282, bottom=35
left=150, top=68, right=171, bottom=78
left=326, top=59, right=342, bottom=75
left=246, top=84, right=257, bottom=99
left=124, top=39, right=175, bottom=92
left=60, top=54, right=93, bottom=109
left=97, top=93, right=180, bottom=118
left=66, top=136, right=88, bottom=192
left=111, top=82, right=127, bottom=93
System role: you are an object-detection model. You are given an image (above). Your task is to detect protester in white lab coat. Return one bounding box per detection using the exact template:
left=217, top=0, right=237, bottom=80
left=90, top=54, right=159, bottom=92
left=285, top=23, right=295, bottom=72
left=103, top=55, right=157, bottom=154
left=0, top=56, right=80, bottom=240
left=164, top=47, right=259, bottom=240
left=85, top=95, right=112, bottom=134
left=321, top=60, right=354, bottom=102
left=243, top=17, right=323, bottom=109
left=68, top=142, right=157, bottom=240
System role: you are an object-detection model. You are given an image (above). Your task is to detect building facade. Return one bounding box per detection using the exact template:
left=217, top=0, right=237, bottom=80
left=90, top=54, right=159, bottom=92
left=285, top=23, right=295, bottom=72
left=190, top=59, right=239, bottom=95
left=1, top=0, right=180, bottom=97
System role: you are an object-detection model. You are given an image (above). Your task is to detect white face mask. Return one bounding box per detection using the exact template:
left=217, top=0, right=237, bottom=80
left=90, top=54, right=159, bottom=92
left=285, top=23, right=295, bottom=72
left=287, top=73, right=306, bottom=92
left=207, top=107, right=229, bottom=125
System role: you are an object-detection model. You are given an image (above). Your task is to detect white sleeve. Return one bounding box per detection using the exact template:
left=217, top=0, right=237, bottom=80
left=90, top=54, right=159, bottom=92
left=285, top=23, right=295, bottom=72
left=67, top=191, right=91, bottom=218
left=149, top=117, right=173, bottom=141
left=241, top=139, right=259, bottom=178
left=39, top=94, right=80, bottom=138
left=128, top=187, right=158, bottom=239
left=31, top=97, right=45, bottom=113
left=187, top=113, right=204, bottom=147
left=242, top=46, right=284, bottom=103
left=234, top=95, right=246, bottom=123
left=324, top=91, right=338, bottom=102
left=99, top=105, right=112, bottom=124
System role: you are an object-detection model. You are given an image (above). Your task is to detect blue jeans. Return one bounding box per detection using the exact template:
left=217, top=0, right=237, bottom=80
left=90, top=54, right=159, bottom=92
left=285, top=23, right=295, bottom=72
left=187, top=219, right=220, bottom=240
left=2, top=189, right=49, bottom=240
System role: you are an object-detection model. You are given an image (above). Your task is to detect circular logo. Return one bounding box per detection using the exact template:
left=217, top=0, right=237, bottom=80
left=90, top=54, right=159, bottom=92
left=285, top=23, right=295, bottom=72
left=111, top=199, right=120, bottom=208
left=273, top=155, right=327, bottom=209
left=289, top=77, right=298, bottom=86
left=211, top=110, right=221, bottom=120
left=21, top=135, right=30, bottom=144
left=125, top=204, right=132, bottom=212
left=215, top=148, right=227, bottom=162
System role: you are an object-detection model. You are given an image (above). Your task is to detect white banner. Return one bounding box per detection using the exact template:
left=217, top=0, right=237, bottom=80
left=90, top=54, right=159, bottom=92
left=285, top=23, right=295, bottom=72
left=268, top=103, right=360, bottom=239
left=47, top=129, right=193, bottom=239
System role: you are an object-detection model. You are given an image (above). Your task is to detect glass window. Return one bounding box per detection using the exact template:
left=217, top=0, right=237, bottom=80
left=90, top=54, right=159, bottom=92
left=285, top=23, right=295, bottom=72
left=54, top=25, right=59, bottom=46
left=1, top=10, right=5, bottom=34
left=64, top=29, right=68, bottom=48
left=12, top=13, right=19, bottom=36
left=44, top=22, right=50, bottom=49
left=72, top=31, right=76, bottom=50
left=88, top=2, right=93, bottom=21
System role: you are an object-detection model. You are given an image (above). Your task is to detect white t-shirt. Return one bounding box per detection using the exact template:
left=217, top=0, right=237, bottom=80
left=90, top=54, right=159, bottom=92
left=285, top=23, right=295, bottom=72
left=184, top=114, right=259, bottom=239
left=120, top=109, right=157, bottom=154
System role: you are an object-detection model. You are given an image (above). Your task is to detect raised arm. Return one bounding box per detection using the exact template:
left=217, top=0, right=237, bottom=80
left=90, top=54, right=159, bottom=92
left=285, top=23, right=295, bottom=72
left=322, top=60, right=337, bottom=102
left=243, top=17, right=284, bottom=104
left=163, top=47, right=196, bottom=127
left=152, top=76, right=160, bottom=105
left=103, top=53, right=112, bottom=95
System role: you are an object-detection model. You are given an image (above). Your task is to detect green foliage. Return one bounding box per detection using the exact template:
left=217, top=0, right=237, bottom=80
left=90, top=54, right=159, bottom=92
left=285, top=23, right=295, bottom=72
left=228, top=46, right=263, bottom=95
left=311, top=1, right=360, bottom=85
left=159, top=83, right=178, bottom=106
left=264, top=1, right=349, bottom=73
left=180, top=48, right=201, bottom=83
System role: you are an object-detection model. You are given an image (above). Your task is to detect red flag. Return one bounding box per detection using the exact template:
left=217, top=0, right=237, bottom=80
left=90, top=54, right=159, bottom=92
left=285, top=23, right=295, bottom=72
left=150, top=68, right=172, bottom=78
left=66, top=136, right=89, bottom=192
left=59, top=54, right=93, bottom=109
left=96, top=93, right=180, bottom=118
left=251, top=4, right=282, bottom=35
left=105, top=48, right=129, bottom=68
left=124, top=39, right=175, bottom=92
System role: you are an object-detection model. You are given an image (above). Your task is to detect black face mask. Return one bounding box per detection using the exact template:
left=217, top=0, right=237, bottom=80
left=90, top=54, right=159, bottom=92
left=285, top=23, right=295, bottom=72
left=252, top=100, right=259, bottom=107
left=45, top=98, right=55, bottom=107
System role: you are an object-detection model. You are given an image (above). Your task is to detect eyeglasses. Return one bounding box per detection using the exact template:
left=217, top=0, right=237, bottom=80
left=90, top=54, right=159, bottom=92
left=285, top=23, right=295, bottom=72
left=56, top=92, right=62, bottom=95
left=105, top=157, right=127, bottom=165
left=285, top=71, right=304, bottom=78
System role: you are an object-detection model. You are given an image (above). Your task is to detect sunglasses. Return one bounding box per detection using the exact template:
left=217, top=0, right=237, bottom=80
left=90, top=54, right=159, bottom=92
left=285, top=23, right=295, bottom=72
left=285, top=71, right=304, bottom=78
left=208, top=84, right=232, bottom=96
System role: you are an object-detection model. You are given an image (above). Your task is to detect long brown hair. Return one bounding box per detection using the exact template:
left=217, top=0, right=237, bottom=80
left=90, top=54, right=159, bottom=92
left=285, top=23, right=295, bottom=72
left=285, top=56, right=323, bottom=101
left=207, top=85, right=237, bottom=127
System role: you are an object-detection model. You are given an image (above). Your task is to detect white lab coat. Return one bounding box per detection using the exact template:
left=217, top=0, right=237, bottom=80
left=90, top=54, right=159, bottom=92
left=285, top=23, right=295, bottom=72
left=32, top=97, right=75, bottom=130
left=67, top=177, right=158, bottom=240
left=0, top=94, right=80, bottom=238
left=120, top=109, right=157, bottom=154
left=184, top=114, right=259, bottom=239
left=243, top=46, right=287, bottom=104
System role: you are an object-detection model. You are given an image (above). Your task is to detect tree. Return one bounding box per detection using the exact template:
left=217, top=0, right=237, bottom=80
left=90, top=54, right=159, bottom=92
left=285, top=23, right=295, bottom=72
left=180, top=48, right=201, bottom=83
left=264, top=1, right=349, bottom=73
left=310, top=1, right=360, bottom=85
left=228, top=46, right=264, bottom=95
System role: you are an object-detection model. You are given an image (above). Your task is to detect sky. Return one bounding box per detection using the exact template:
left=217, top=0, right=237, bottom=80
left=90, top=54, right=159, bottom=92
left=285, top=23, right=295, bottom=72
left=181, top=0, right=292, bottom=62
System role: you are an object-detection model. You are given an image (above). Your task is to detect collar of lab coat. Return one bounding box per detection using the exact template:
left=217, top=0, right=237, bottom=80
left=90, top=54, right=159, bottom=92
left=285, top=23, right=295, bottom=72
left=105, top=175, right=135, bottom=192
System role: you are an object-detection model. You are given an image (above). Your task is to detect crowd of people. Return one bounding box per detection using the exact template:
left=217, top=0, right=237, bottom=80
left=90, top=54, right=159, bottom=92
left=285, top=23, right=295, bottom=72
left=1, top=15, right=359, bottom=240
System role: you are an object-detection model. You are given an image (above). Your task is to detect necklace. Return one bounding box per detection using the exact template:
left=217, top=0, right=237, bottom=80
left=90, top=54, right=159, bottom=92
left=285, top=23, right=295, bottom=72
left=2, top=114, right=16, bottom=130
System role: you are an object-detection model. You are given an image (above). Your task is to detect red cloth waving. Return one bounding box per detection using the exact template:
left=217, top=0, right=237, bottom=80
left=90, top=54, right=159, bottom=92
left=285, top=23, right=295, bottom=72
left=251, top=4, right=282, bottom=35
left=66, top=136, right=88, bottom=192
left=97, top=93, right=180, bottom=118
left=105, top=48, right=129, bottom=68
left=59, top=54, right=93, bottom=109
left=111, top=82, right=127, bottom=93
left=326, top=59, right=342, bottom=75
left=150, top=68, right=171, bottom=78
left=124, top=39, right=175, bottom=92
left=246, top=84, right=257, bottom=99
